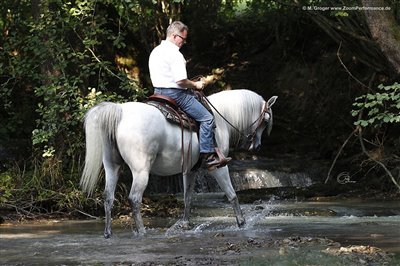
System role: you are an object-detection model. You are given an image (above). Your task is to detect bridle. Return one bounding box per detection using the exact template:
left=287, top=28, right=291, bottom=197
left=199, top=90, right=271, bottom=149
left=241, top=100, right=271, bottom=148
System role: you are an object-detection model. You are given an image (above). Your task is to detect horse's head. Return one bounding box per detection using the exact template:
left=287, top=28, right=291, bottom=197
left=208, top=90, right=277, bottom=152
left=247, top=95, right=278, bottom=151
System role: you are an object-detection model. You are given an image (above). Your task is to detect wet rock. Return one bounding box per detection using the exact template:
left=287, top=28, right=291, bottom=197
left=324, top=245, right=393, bottom=265
left=254, top=205, right=264, bottom=210
left=279, top=246, right=288, bottom=255
left=277, top=236, right=338, bottom=247
left=268, top=208, right=337, bottom=217
left=224, top=242, right=241, bottom=254
left=213, top=232, right=224, bottom=238
left=246, top=238, right=262, bottom=248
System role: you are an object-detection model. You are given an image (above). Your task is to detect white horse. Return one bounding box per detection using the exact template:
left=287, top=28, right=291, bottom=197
left=80, top=89, right=277, bottom=238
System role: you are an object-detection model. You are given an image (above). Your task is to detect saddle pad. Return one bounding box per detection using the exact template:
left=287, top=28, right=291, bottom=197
left=146, top=101, right=199, bottom=132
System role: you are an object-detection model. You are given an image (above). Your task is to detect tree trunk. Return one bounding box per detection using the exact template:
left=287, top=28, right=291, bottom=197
left=361, top=0, right=400, bottom=74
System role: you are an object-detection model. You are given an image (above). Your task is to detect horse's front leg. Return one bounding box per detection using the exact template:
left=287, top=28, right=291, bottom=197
left=211, top=167, right=245, bottom=227
left=179, top=172, right=196, bottom=229
left=230, top=195, right=246, bottom=227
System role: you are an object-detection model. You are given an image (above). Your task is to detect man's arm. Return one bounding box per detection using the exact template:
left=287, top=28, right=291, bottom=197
left=176, top=79, right=205, bottom=90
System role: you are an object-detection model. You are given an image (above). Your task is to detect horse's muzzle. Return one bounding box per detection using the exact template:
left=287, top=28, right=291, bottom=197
left=248, top=142, right=261, bottom=151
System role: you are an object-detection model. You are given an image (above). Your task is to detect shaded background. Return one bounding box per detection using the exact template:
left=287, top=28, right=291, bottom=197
left=0, top=0, right=399, bottom=218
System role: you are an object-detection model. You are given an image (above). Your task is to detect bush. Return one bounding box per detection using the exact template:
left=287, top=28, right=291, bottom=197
left=352, top=82, right=400, bottom=127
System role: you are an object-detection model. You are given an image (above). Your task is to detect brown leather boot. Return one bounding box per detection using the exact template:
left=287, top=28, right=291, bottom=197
left=202, top=148, right=232, bottom=170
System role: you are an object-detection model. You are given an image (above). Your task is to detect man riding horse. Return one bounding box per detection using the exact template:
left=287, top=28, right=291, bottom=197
left=148, top=21, right=231, bottom=170
left=80, top=20, right=277, bottom=237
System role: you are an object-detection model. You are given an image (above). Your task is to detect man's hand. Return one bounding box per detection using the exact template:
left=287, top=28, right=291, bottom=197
left=177, top=78, right=205, bottom=90
left=194, top=80, right=205, bottom=90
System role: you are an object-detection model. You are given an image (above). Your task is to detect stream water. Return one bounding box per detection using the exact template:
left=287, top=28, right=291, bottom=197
left=1, top=193, right=399, bottom=265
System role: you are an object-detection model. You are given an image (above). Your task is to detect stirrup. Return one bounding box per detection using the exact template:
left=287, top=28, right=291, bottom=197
left=204, top=148, right=231, bottom=170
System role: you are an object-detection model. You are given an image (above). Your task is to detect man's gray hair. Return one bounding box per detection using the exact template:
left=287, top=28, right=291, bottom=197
left=166, top=21, right=188, bottom=37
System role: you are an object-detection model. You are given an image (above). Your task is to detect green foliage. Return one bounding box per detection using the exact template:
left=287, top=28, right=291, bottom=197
left=352, top=83, right=400, bottom=127
left=0, top=0, right=150, bottom=210
left=1, top=1, right=148, bottom=162
left=0, top=172, right=14, bottom=203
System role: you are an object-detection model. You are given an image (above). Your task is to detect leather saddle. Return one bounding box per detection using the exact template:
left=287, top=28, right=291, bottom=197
left=146, top=94, right=198, bottom=132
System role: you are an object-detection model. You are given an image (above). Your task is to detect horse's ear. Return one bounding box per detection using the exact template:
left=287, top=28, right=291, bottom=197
left=267, top=96, right=278, bottom=107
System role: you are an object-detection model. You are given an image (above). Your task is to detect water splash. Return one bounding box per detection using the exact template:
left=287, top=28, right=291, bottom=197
left=193, top=221, right=212, bottom=233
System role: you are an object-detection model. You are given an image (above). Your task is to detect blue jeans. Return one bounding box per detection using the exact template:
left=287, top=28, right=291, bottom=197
left=154, top=88, right=215, bottom=153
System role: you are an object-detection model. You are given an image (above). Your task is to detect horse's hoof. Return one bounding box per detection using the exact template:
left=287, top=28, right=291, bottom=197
left=178, top=220, right=192, bottom=230
left=131, top=226, right=146, bottom=237
left=237, top=219, right=246, bottom=228
left=104, top=232, right=112, bottom=239
left=138, top=230, right=146, bottom=236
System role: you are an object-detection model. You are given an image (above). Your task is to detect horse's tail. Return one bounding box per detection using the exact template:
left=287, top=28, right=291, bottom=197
left=80, top=102, right=122, bottom=196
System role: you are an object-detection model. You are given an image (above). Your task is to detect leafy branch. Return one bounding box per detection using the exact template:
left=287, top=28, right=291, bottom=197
left=352, top=83, right=400, bottom=127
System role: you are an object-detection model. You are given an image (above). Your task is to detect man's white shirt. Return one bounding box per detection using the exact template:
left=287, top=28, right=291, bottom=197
left=149, top=40, right=187, bottom=89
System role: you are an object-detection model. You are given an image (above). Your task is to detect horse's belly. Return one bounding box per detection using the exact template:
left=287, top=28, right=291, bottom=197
left=150, top=159, right=182, bottom=176
left=151, top=142, right=200, bottom=176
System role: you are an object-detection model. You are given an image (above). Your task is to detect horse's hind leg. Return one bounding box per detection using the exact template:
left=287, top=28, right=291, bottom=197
left=128, top=169, right=149, bottom=236
left=103, top=159, right=121, bottom=239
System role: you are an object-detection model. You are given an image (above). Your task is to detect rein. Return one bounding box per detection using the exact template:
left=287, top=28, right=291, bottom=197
left=197, top=90, right=270, bottom=148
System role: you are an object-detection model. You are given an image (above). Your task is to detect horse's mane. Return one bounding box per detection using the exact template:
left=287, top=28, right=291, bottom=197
left=208, top=89, right=264, bottom=145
